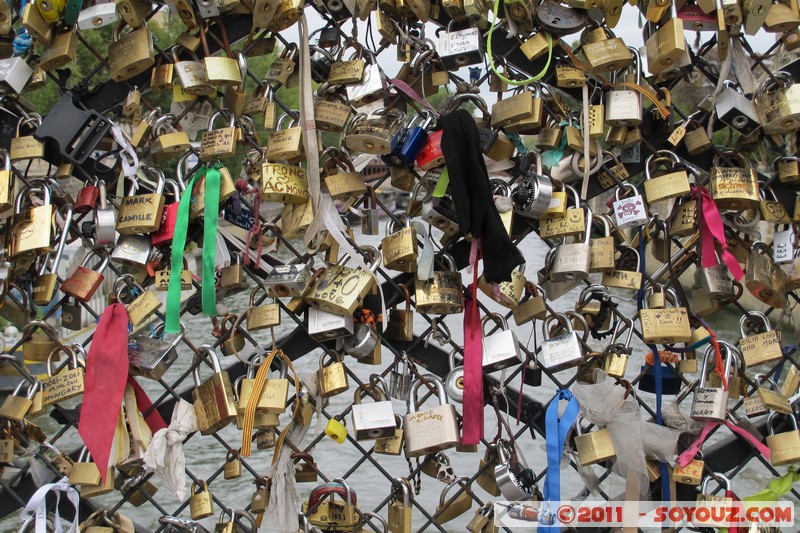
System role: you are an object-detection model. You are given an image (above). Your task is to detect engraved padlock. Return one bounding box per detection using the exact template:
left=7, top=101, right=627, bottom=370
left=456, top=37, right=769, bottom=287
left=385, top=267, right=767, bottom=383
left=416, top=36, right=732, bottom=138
left=404, top=375, right=460, bottom=457
left=690, top=343, right=736, bottom=423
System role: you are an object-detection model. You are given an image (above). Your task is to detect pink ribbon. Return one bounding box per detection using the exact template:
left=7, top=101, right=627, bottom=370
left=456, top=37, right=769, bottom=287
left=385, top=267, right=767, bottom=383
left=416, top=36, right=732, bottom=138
left=389, top=78, right=439, bottom=115
left=677, top=420, right=771, bottom=467
left=694, top=186, right=744, bottom=281
left=462, top=239, right=484, bottom=445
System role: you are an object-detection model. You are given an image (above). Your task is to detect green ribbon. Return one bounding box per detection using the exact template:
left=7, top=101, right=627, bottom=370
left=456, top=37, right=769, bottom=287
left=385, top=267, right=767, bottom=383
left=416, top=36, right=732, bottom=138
left=165, top=164, right=221, bottom=333
left=432, top=166, right=449, bottom=198
left=743, top=466, right=800, bottom=503
left=202, top=164, right=221, bottom=315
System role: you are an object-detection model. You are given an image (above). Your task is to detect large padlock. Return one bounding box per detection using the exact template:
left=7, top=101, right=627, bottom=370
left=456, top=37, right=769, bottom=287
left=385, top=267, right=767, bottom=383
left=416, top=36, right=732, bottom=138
left=128, top=323, right=184, bottom=381
left=191, top=346, right=238, bottom=434
left=351, top=376, right=396, bottom=440
left=511, top=151, right=552, bottom=220
left=322, top=150, right=367, bottom=200
left=199, top=20, right=241, bottom=87
left=709, top=150, right=760, bottom=211
left=9, top=183, right=54, bottom=259
left=690, top=343, right=736, bottom=423
left=582, top=24, right=634, bottom=73
left=266, top=111, right=304, bottom=162
left=0, top=379, right=38, bottom=421
left=437, top=23, right=483, bottom=70
left=754, top=71, right=800, bottom=134
left=481, top=313, right=522, bottom=373
left=172, top=44, right=214, bottom=96
left=108, top=22, right=154, bottom=82
left=264, top=258, right=314, bottom=298
left=200, top=111, right=241, bottom=162
left=238, top=352, right=289, bottom=416
left=404, top=376, right=460, bottom=457
left=715, top=80, right=762, bottom=135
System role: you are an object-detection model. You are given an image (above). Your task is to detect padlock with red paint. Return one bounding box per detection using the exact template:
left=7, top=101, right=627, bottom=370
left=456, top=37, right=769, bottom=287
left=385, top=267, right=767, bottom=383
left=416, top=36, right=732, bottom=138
left=416, top=129, right=444, bottom=170
left=74, top=178, right=100, bottom=214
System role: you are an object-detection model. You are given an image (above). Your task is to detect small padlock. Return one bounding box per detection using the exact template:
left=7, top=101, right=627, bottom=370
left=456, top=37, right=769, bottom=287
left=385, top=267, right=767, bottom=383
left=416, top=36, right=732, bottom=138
left=189, top=480, right=215, bottom=520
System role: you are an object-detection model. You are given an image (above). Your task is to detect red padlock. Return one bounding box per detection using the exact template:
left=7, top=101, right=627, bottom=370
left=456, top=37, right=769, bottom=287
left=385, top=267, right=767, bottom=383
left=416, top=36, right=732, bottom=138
left=416, top=129, right=444, bottom=170
left=74, top=178, right=100, bottom=214
left=151, top=179, right=182, bottom=247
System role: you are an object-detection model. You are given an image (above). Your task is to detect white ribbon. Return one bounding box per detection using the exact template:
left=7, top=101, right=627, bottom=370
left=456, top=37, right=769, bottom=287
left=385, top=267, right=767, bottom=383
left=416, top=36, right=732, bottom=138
left=265, top=412, right=311, bottom=532
left=21, top=445, right=57, bottom=487
left=19, top=476, right=80, bottom=533
left=414, top=221, right=434, bottom=282
left=298, top=14, right=386, bottom=322
left=143, top=399, right=198, bottom=501
left=123, top=384, right=152, bottom=460
left=572, top=370, right=681, bottom=502
left=110, top=124, right=140, bottom=179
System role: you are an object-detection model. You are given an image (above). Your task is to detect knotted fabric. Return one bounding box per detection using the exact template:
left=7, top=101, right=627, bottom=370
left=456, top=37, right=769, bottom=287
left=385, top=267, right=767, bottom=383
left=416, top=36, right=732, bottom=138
left=143, top=399, right=198, bottom=501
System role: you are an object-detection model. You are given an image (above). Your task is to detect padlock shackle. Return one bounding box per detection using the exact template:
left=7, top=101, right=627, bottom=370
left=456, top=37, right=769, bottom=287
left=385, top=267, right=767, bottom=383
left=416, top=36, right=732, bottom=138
left=738, top=310, right=771, bottom=338
left=767, top=411, right=799, bottom=435
left=407, top=374, right=449, bottom=413
left=438, top=476, right=469, bottom=507
left=700, top=472, right=732, bottom=494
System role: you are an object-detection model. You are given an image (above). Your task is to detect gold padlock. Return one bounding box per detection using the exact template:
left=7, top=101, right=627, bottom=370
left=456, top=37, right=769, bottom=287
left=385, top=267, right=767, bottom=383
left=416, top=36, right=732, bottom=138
left=766, top=412, right=800, bottom=466
left=673, top=452, right=704, bottom=485
left=108, top=22, right=154, bottom=82
left=189, top=480, right=215, bottom=519
left=574, top=416, right=617, bottom=466
left=316, top=352, right=349, bottom=398
left=191, top=346, right=238, bottom=435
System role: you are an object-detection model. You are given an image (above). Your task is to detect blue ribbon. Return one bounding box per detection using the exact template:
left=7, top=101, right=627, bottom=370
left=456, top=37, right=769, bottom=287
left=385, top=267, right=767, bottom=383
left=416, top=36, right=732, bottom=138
left=13, top=0, right=33, bottom=56
left=543, top=389, right=580, bottom=531
left=636, top=227, right=670, bottom=501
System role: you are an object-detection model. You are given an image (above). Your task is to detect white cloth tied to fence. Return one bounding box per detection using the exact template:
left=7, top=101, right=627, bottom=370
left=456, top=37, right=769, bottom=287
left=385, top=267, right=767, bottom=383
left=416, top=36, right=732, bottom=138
left=572, top=370, right=680, bottom=501
left=19, top=476, right=79, bottom=533
left=143, top=399, right=198, bottom=501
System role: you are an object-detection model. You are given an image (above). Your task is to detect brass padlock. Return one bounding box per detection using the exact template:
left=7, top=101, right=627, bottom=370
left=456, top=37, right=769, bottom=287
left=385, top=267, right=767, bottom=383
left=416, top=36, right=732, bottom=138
left=673, top=452, right=705, bottom=485
left=108, top=22, right=154, bottom=82
left=388, top=478, right=413, bottom=533
left=317, top=352, right=349, bottom=398
left=738, top=311, right=783, bottom=367
left=574, top=416, right=617, bottom=466
left=322, top=150, right=367, bottom=200
left=709, top=150, right=760, bottom=211
left=766, top=412, right=800, bottom=466
left=642, top=150, right=691, bottom=203
left=43, top=345, right=85, bottom=406
left=116, top=170, right=166, bottom=234
left=581, top=25, right=634, bottom=73
left=223, top=450, right=242, bottom=480
left=245, top=287, right=281, bottom=332
left=435, top=477, right=472, bottom=523
left=639, top=285, right=691, bottom=344
left=385, top=284, right=414, bottom=342
left=382, top=213, right=418, bottom=272
left=415, top=253, right=464, bottom=315
left=200, top=20, right=242, bottom=86
left=745, top=242, right=787, bottom=309
left=38, top=26, right=78, bottom=72
left=21, top=320, right=61, bottom=362
left=217, top=314, right=245, bottom=356
left=200, top=111, right=241, bottom=162
left=189, top=480, right=215, bottom=519
left=191, top=346, right=238, bottom=434
left=306, top=247, right=381, bottom=316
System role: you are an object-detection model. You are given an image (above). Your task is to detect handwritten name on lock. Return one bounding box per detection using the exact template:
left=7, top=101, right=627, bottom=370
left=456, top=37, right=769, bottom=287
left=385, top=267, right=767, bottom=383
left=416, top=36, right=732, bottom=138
left=711, top=170, right=758, bottom=196
left=118, top=197, right=157, bottom=224
left=692, top=388, right=723, bottom=418
left=43, top=368, right=84, bottom=405
left=406, top=411, right=445, bottom=436
left=262, top=164, right=308, bottom=198
left=740, top=332, right=781, bottom=355
left=640, top=307, right=688, bottom=329
left=603, top=270, right=639, bottom=289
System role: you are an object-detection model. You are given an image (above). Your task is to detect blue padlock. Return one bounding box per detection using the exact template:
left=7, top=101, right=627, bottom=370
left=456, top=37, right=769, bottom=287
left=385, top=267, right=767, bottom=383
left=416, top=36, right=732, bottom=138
left=382, top=112, right=435, bottom=167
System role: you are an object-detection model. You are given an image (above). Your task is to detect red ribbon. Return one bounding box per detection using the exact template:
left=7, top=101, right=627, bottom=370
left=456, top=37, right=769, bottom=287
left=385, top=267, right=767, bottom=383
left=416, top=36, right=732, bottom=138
left=694, top=186, right=744, bottom=281
left=78, top=303, right=130, bottom=481
left=126, top=376, right=167, bottom=433
left=462, top=239, right=484, bottom=445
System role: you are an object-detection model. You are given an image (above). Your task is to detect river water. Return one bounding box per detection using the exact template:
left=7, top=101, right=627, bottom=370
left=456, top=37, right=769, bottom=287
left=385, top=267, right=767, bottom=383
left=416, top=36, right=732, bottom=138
left=5, top=227, right=797, bottom=533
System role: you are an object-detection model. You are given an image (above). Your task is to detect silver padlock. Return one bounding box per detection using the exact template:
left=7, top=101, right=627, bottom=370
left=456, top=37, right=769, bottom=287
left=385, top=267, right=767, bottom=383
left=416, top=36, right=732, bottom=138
left=605, top=47, right=643, bottom=127
left=77, top=3, right=120, bottom=30
left=94, top=180, right=118, bottom=247
left=773, top=224, right=795, bottom=264
left=404, top=375, right=460, bottom=457
left=512, top=151, right=552, bottom=219
left=341, top=322, right=379, bottom=360
left=537, top=247, right=581, bottom=301
left=307, top=306, right=354, bottom=341
left=264, top=258, right=313, bottom=298
left=345, top=59, right=387, bottom=108
left=715, top=80, right=762, bottom=135
left=539, top=313, right=585, bottom=370
left=494, top=440, right=539, bottom=501
left=551, top=206, right=593, bottom=282
left=111, top=233, right=152, bottom=266
left=0, top=57, right=33, bottom=94
left=481, top=313, right=521, bottom=373
left=690, top=342, right=737, bottom=423
left=698, top=263, right=734, bottom=299
left=437, top=23, right=483, bottom=70
left=351, top=375, right=396, bottom=440
left=422, top=196, right=460, bottom=237
left=128, top=323, right=185, bottom=380
left=444, top=349, right=465, bottom=403
left=612, top=183, right=648, bottom=229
